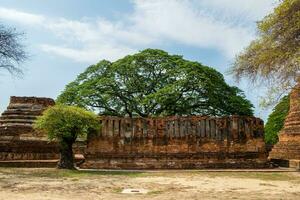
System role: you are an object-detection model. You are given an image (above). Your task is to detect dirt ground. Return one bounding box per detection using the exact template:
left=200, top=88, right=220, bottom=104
left=0, top=168, right=299, bottom=200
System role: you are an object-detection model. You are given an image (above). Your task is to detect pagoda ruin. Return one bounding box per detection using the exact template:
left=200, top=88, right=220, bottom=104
left=0, top=96, right=59, bottom=167
left=269, top=82, right=300, bottom=168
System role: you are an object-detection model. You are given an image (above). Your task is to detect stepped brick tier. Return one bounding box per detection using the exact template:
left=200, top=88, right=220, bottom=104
left=0, top=96, right=60, bottom=162
left=0, top=96, right=55, bottom=138
left=269, top=82, right=300, bottom=168
left=80, top=116, right=269, bottom=169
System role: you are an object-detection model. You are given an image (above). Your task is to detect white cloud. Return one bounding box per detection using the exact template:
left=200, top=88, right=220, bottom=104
left=199, top=0, right=277, bottom=21
left=40, top=18, right=151, bottom=62
left=130, top=0, right=257, bottom=57
left=0, top=0, right=277, bottom=63
left=46, top=19, right=99, bottom=43
left=40, top=44, right=135, bottom=63
left=0, top=7, right=45, bottom=25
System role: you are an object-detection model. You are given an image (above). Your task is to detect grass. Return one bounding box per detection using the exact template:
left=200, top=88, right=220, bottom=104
left=193, top=171, right=300, bottom=182
left=0, top=168, right=149, bottom=179
left=112, top=187, right=123, bottom=193
left=0, top=168, right=299, bottom=183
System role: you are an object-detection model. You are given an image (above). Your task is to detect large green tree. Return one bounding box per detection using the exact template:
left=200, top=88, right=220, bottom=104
left=265, top=95, right=290, bottom=144
left=231, top=0, right=300, bottom=101
left=34, top=105, right=100, bottom=169
left=58, top=49, right=253, bottom=117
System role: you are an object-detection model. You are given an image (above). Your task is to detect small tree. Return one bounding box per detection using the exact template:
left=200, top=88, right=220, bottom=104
left=34, top=105, right=100, bottom=169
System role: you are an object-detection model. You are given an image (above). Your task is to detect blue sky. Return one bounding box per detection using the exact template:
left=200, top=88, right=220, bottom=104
left=0, top=0, right=278, bottom=120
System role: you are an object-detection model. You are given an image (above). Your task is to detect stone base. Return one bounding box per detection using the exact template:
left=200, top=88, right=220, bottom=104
left=0, top=139, right=86, bottom=162
left=0, top=140, right=59, bottom=160
left=289, top=160, right=300, bottom=170
left=81, top=136, right=269, bottom=169
left=268, top=133, right=300, bottom=169
left=80, top=152, right=269, bottom=169
left=270, top=159, right=300, bottom=170
left=269, top=133, right=300, bottom=161
left=289, top=159, right=300, bottom=170
left=0, top=160, right=58, bottom=168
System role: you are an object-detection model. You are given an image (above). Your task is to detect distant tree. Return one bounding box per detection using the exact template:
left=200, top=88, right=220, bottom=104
left=57, top=49, right=254, bottom=117
left=34, top=105, right=100, bottom=169
left=265, top=95, right=290, bottom=144
left=0, top=24, right=27, bottom=76
left=231, top=0, right=300, bottom=104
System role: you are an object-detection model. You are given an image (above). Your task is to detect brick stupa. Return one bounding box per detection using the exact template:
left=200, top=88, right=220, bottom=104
left=0, top=96, right=55, bottom=138
left=0, top=96, right=59, bottom=166
left=269, top=82, right=300, bottom=168
left=0, top=96, right=86, bottom=167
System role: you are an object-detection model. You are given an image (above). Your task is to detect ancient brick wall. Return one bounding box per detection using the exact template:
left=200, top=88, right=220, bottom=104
left=81, top=116, right=268, bottom=169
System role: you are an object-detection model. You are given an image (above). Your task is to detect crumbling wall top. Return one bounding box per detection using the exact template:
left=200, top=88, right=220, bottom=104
left=9, top=96, right=55, bottom=107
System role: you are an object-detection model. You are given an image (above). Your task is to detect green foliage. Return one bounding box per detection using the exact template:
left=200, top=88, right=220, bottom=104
left=265, top=95, right=290, bottom=144
left=231, top=0, right=300, bottom=96
left=57, top=49, right=254, bottom=117
left=34, top=105, right=100, bottom=142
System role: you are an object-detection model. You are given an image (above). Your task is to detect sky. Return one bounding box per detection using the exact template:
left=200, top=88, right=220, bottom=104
left=0, top=0, right=279, bottom=121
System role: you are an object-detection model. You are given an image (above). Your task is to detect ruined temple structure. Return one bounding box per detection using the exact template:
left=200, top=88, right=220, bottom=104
left=81, top=116, right=268, bottom=169
left=0, top=96, right=271, bottom=169
left=0, top=96, right=86, bottom=167
left=269, top=82, right=300, bottom=169
left=0, top=96, right=59, bottom=167
left=0, top=96, right=55, bottom=138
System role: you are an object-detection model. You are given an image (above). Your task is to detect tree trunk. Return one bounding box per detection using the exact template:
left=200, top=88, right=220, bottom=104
left=57, top=140, right=75, bottom=169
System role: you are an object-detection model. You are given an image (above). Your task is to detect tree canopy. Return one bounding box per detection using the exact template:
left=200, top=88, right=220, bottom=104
left=265, top=95, right=290, bottom=144
left=0, top=24, right=27, bottom=76
left=57, top=49, right=253, bottom=117
left=231, top=0, right=300, bottom=99
left=34, top=105, right=100, bottom=169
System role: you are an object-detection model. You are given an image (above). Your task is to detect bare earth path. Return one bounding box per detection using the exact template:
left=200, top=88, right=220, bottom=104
left=0, top=168, right=299, bottom=200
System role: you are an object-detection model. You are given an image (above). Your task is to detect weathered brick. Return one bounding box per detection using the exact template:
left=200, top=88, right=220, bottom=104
left=269, top=83, right=300, bottom=167
left=0, top=96, right=84, bottom=163
left=81, top=116, right=268, bottom=169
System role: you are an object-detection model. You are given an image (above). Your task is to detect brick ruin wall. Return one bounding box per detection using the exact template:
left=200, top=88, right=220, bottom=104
left=0, top=96, right=269, bottom=169
left=81, top=116, right=268, bottom=169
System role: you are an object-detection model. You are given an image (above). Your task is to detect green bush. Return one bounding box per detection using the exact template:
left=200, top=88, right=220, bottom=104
left=264, top=95, right=289, bottom=144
